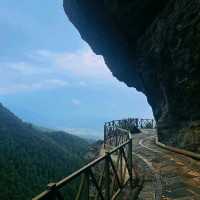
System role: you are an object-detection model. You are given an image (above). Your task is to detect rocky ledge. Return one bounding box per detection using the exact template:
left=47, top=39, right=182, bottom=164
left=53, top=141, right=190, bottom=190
left=63, top=0, right=200, bottom=153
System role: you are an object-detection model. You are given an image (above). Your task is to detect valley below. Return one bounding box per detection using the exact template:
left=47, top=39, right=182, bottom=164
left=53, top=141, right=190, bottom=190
left=0, top=103, right=100, bottom=200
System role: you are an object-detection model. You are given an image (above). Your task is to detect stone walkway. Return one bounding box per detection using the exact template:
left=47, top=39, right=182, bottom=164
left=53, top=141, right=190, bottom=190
left=132, top=130, right=200, bottom=200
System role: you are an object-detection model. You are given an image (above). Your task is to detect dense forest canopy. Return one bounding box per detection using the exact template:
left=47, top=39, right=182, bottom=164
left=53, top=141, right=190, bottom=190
left=0, top=103, right=89, bottom=200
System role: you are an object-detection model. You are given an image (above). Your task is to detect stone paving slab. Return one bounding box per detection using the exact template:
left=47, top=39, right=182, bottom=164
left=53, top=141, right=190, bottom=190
left=132, top=130, right=200, bottom=200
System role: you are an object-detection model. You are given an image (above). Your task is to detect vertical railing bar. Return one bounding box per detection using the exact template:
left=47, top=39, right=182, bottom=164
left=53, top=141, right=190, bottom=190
left=95, top=165, right=105, bottom=200
left=75, top=173, right=85, bottom=200
left=108, top=156, right=121, bottom=189
left=85, top=170, right=90, bottom=200
left=120, top=149, right=123, bottom=184
left=46, top=183, right=57, bottom=200
left=110, top=147, right=121, bottom=195
left=105, top=152, right=110, bottom=200
left=88, top=169, right=105, bottom=200
left=110, top=171, right=116, bottom=197
left=104, top=124, right=106, bottom=148
left=56, top=191, right=64, bottom=200
left=121, top=158, right=127, bottom=185
left=128, top=139, right=133, bottom=188
left=120, top=148, right=131, bottom=178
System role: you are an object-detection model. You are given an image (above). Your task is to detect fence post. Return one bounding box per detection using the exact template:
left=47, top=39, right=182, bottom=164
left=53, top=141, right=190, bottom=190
left=85, top=170, right=90, bottom=200
left=136, top=118, right=138, bottom=128
left=115, top=130, right=117, bottom=147
left=128, top=138, right=133, bottom=188
left=104, top=124, right=106, bottom=148
left=47, top=183, right=57, bottom=200
left=105, top=151, right=110, bottom=200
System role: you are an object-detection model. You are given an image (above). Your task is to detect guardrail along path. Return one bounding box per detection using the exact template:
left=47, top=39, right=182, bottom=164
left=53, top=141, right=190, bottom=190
left=33, top=118, right=200, bottom=200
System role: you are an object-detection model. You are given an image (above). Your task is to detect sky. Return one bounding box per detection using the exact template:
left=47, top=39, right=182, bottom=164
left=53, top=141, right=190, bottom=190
left=0, top=0, right=153, bottom=138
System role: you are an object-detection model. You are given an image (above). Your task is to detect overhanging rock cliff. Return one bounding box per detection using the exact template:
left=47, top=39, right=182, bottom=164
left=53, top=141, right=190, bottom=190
left=63, top=0, right=200, bottom=153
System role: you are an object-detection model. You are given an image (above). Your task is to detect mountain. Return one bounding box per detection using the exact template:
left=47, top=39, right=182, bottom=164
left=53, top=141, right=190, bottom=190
left=64, top=128, right=103, bottom=142
left=0, top=103, right=89, bottom=200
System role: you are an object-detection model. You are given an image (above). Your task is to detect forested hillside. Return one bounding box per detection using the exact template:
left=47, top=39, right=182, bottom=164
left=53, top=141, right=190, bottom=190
left=0, top=103, right=89, bottom=200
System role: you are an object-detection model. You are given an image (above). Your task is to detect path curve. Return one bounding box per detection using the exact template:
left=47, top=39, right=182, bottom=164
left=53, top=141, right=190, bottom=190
left=132, top=129, right=200, bottom=200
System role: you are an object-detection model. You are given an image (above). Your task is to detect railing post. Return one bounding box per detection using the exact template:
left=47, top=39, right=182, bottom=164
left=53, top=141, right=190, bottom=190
left=128, top=138, right=133, bottom=188
left=47, top=183, right=57, bottom=200
left=85, top=170, right=90, bottom=200
left=105, top=151, right=110, bottom=200
left=104, top=123, right=106, bottom=148
left=136, top=118, right=138, bottom=128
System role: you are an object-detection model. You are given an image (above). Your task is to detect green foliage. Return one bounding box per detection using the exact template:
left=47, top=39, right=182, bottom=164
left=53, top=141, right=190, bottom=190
left=0, top=103, right=89, bottom=200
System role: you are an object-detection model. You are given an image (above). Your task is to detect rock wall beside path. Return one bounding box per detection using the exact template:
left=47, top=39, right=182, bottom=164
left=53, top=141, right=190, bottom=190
left=63, top=0, right=200, bottom=152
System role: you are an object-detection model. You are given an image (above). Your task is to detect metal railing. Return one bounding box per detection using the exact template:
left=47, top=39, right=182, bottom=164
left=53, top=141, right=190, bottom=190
left=104, top=118, right=155, bottom=145
left=33, top=128, right=133, bottom=200
left=33, top=118, right=155, bottom=200
left=105, top=118, right=155, bottom=130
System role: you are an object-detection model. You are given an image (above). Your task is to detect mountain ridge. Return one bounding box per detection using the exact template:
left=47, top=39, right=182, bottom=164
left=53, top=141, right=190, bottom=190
left=0, top=103, right=89, bottom=200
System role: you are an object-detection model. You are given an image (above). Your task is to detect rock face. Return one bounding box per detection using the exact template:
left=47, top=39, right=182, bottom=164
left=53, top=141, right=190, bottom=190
left=63, top=0, right=200, bottom=152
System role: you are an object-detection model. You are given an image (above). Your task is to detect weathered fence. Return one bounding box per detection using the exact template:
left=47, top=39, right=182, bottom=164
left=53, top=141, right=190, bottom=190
left=105, top=118, right=155, bottom=131
left=33, top=128, right=134, bottom=200
left=33, top=118, right=155, bottom=200
left=104, top=118, right=155, bottom=147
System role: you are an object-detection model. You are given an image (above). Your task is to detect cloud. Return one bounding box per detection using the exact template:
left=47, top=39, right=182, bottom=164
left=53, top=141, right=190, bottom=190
left=43, top=79, right=69, bottom=87
left=5, top=62, right=35, bottom=75
left=0, top=46, right=118, bottom=95
left=78, top=81, right=87, bottom=87
left=35, top=47, right=113, bottom=80
left=0, top=61, right=53, bottom=76
left=0, top=79, right=69, bottom=95
left=71, top=99, right=81, bottom=106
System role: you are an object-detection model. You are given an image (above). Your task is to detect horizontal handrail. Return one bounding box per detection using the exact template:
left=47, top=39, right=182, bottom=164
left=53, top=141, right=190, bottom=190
left=57, top=139, right=131, bottom=189
left=56, top=155, right=105, bottom=189
left=155, top=138, right=200, bottom=160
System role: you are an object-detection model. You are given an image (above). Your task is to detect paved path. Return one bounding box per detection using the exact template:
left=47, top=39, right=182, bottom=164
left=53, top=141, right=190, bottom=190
left=132, top=129, right=200, bottom=200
